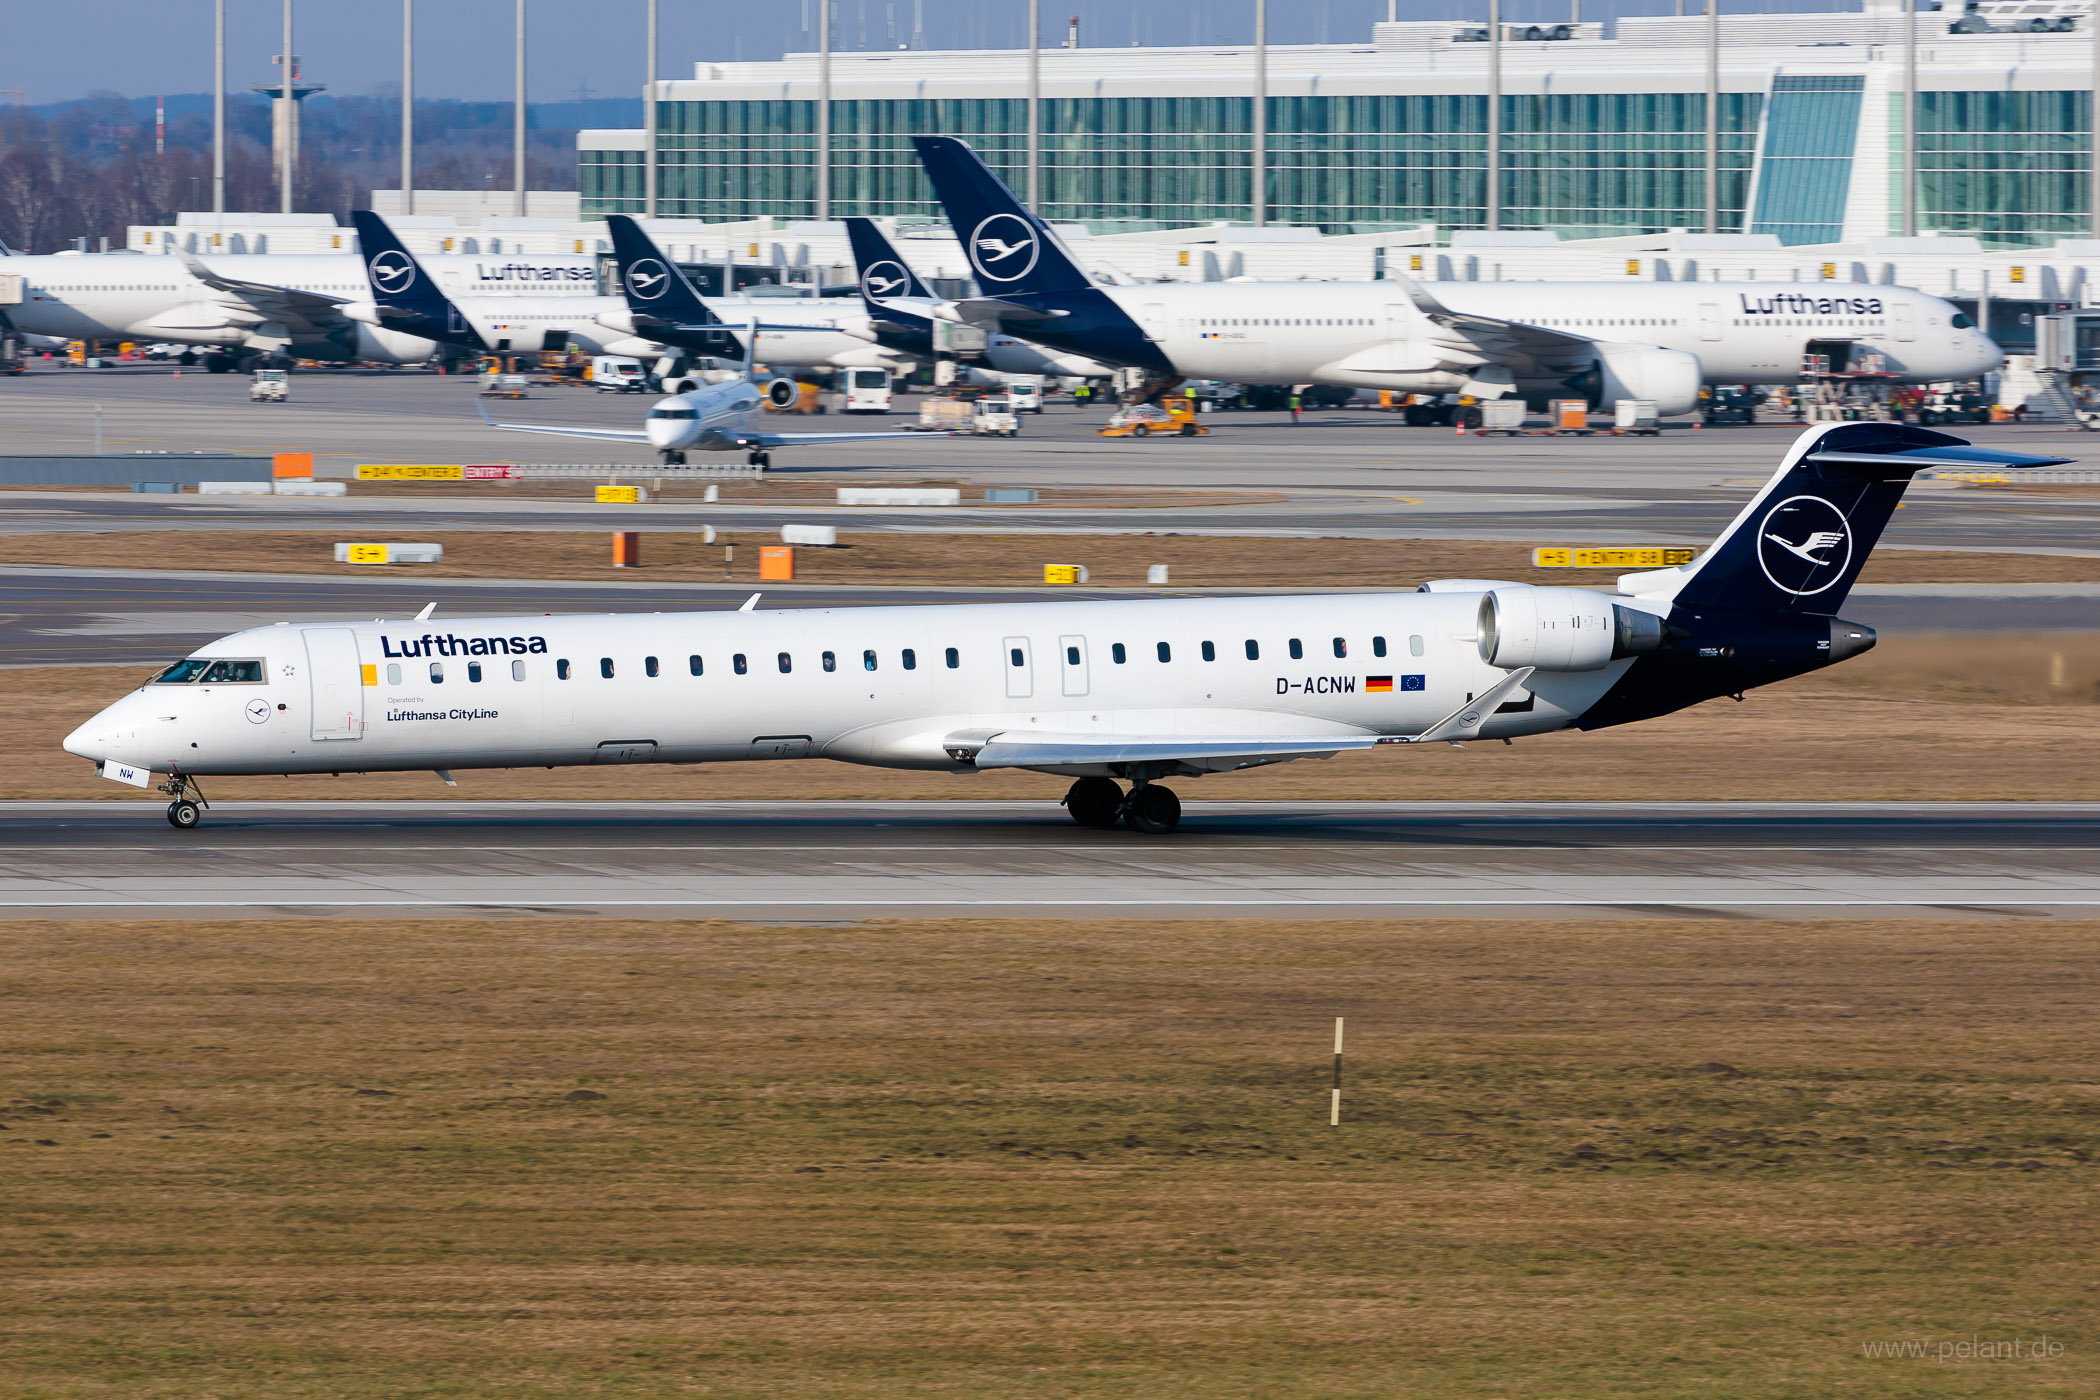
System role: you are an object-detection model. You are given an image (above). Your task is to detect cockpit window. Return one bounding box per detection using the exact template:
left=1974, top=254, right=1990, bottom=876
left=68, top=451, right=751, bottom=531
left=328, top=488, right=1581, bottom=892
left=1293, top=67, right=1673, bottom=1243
left=155, top=657, right=264, bottom=684
left=1951, top=313, right=1976, bottom=329
left=648, top=407, right=698, bottom=420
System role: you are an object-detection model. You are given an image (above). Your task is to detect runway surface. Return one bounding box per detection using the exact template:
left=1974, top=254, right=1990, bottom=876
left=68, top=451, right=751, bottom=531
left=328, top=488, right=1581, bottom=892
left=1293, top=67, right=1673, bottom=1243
left=3, top=800, right=2095, bottom=918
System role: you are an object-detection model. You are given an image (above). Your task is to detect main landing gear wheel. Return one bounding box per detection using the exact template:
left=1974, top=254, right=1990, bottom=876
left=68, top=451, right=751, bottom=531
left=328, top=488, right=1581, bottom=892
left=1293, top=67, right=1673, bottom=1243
left=661, top=450, right=687, bottom=465
left=166, top=800, right=201, bottom=830
left=747, top=450, right=772, bottom=469
left=1123, top=783, right=1182, bottom=835
left=1063, top=777, right=1123, bottom=829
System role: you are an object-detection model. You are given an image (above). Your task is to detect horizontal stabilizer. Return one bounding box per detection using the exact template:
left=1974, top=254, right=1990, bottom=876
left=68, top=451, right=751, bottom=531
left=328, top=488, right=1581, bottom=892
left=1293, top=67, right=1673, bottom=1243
left=1808, top=444, right=2074, bottom=477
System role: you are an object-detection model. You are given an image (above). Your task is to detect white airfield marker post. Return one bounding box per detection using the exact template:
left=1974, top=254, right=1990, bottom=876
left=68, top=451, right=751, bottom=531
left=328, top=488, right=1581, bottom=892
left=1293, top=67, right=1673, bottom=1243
left=1330, top=1017, right=1344, bottom=1126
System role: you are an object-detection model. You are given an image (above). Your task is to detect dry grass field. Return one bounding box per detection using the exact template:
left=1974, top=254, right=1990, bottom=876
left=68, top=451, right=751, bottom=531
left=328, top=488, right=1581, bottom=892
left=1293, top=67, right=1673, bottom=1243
left=15, top=633, right=2100, bottom=804
left=2, top=915, right=2093, bottom=1397
left=7, top=527, right=2100, bottom=588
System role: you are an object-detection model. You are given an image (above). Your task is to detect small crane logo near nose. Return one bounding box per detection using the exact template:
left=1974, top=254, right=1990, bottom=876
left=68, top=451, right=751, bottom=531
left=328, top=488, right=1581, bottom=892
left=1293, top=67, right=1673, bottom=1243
left=245, top=699, right=271, bottom=724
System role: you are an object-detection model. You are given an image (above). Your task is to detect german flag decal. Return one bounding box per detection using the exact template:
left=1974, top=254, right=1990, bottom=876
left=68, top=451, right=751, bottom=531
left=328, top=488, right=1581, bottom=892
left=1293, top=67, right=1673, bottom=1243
left=1365, top=675, right=1394, bottom=693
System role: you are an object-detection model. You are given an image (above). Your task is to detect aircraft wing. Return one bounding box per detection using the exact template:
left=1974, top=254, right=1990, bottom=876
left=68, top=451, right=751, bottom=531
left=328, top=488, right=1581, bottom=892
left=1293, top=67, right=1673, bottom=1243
left=737, top=429, right=948, bottom=448
left=173, top=247, right=355, bottom=334
left=951, top=297, right=1070, bottom=325
left=1387, top=272, right=1599, bottom=362
left=476, top=401, right=649, bottom=442
left=951, top=668, right=1538, bottom=770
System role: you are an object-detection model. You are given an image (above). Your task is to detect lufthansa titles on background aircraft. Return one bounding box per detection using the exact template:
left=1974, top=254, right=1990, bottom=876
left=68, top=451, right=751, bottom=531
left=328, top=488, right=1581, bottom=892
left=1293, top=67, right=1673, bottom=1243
left=380, top=634, right=549, bottom=659
left=1756, top=495, right=1853, bottom=596
left=1737, top=292, right=1884, bottom=316
left=474, top=262, right=596, bottom=283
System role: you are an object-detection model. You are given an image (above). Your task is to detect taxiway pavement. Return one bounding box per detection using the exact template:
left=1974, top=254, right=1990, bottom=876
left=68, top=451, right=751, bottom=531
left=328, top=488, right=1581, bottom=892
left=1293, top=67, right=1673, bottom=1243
left=2, top=800, right=2095, bottom=919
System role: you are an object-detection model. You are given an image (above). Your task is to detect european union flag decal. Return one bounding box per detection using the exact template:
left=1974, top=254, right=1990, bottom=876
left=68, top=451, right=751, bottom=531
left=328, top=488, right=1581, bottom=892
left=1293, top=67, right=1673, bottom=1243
left=1400, top=674, right=1427, bottom=691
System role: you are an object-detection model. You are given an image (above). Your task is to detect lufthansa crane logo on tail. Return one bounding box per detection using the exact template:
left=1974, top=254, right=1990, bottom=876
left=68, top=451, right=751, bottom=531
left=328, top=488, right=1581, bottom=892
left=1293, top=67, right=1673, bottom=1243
left=1756, top=494, right=1853, bottom=596
left=369, top=250, right=417, bottom=294
left=624, top=257, right=671, bottom=301
left=862, top=259, right=911, bottom=300
left=968, top=213, right=1040, bottom=283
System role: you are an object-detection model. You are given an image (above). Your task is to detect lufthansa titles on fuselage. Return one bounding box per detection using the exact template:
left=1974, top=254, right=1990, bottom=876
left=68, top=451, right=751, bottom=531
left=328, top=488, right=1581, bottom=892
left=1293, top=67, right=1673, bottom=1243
left=1737, top=292, right=1884, bottom=317
left=473, top=262, right=596, bottom=283
left=379, top=632, right=550, bottom=658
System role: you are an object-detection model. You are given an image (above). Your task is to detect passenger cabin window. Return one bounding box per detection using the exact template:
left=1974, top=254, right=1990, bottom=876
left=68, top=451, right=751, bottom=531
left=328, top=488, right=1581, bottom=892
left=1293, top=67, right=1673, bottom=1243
left=1201, top=641, right=1216, bottom=662
left=467, top=662, right=482, bottom=683
left=1373, top=636, right=1387, bottom=658
left=1409, top=635, right=1425, bottom=657
left=689, top=655, right=703, bottom=676
left=1112, top=643, right=1127, bottom=664
left=734, top=654, right=748, bottom=675
left=430, top=662, right=445, bottom=684
left=645, top=655, right=660, bottom=678
left=387, top=663, right=402, bottom=685
left=822, top=650, right=837, bottom=673
left=906, top=649, right=920, bottom=670
left=512, top=660, right=527, bottom=681
left=1333, top=637, right=1347, bottom=658
left=1010, top=647, right=1025, bottom=668
left=1289, top=639, right=1304, bottom=660
left=557, top=659, right=572, bottom=680
left=1066, top=645, right=1080, bottom=665
left=1156, top=642, right=1172, bottom=663
left=600, top=658, right=615, bottom=679
left=778, top=652, right=792, bottom=674
left=863, top=650, right=877, bottom=672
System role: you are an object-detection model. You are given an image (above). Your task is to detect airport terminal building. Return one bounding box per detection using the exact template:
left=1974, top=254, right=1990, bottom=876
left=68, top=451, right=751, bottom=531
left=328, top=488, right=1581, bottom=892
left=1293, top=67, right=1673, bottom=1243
left=581, top=0, right=2099, bottom=247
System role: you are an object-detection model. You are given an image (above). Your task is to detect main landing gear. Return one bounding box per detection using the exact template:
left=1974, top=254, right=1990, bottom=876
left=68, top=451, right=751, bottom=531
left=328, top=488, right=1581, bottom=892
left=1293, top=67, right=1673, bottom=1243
left=157, top=773, right=208, bottom=830
left=660, top=450, right=688, bottom=465
left=1062, top=777, right=1182, bottom=835
left=745, top=449, right=772, bottom=469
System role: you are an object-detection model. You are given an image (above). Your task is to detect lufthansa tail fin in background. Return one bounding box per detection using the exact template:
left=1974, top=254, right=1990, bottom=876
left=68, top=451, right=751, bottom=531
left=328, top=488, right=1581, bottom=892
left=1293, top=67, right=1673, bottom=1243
left=348, top=211, right=484, bottom=351
left=1637, top=422, right=2070, bottom=616
left=603, top=214, right=742, bottom=359
left=843, top=218, right=936, bottom=304
left=911, top=136, right=1095, bottom=297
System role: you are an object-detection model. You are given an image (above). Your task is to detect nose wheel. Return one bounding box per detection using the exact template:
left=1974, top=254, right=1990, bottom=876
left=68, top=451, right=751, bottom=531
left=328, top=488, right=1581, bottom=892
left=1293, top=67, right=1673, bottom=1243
left=156, top=774, right=209, bottom=831
left=746, top=449, right=772, bottom=469
left=660, top=450, right=688, bottom=465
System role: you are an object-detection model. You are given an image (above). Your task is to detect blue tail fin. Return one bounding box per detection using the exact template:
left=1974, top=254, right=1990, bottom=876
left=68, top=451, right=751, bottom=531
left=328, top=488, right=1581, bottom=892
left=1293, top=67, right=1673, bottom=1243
left=1655, top=422, right=2069, bottom=616
left=603, top=214, right=742, bottom=360
left=843, top=218, right=934, bottom=303
left=349, top=211, right=483, bottom=350
left=910, top=136, right=1094, bottom=296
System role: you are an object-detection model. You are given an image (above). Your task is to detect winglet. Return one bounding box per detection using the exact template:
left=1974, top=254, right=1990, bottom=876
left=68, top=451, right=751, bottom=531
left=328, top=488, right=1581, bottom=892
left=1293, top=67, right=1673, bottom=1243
left=739, top=593, right=761, bottom=612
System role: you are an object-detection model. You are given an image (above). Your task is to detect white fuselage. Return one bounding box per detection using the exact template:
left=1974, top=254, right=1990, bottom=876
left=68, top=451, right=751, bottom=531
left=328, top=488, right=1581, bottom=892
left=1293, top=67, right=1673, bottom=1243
left=1101, top=279, right=2001, bottom=390
left=599, top=298, right=921, bottom=373
left=62, top=593, right=1616, bottom=780
left=640, top=380, right=772, bottom=454
left=5, top=252, right=599, bottom=363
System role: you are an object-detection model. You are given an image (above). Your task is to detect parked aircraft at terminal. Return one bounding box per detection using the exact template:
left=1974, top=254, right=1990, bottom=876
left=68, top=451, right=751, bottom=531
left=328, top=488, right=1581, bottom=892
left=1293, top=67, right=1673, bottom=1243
left=63, top=423, right=2059, bottom=834
left=911, top=137, right=2003, bottom=415
left=0, top=247, right=599, bottom=368
left=841, top=217, right=1115, bottom=384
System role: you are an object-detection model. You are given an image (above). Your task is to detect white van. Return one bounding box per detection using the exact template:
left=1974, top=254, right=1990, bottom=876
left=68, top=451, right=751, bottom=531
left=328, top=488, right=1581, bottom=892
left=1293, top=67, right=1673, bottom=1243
left=1005, top=375, right=1045, bottom=414
left=841, top=367, right=894, bottom=414
left=591, top=357, right=650, bottom=393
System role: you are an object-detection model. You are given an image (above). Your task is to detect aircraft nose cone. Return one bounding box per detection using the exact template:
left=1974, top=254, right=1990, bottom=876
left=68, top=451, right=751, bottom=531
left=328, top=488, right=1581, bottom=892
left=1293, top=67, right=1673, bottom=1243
left=61, top=721, right=98, bottom=759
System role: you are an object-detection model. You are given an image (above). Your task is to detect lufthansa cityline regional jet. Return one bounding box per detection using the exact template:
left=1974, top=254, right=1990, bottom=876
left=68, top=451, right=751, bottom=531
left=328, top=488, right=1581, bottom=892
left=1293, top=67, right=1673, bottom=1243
left=910, top=136, right=2002, bottom=417
left=64, top=423, right=2059, bottom=834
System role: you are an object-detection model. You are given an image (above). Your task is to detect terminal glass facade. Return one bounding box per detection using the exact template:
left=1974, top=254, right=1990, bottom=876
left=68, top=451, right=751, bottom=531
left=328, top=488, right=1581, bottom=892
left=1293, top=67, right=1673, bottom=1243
left=1916, top=90, right=2090, bottom=246
left=586, top=91, right=1760, bottom=235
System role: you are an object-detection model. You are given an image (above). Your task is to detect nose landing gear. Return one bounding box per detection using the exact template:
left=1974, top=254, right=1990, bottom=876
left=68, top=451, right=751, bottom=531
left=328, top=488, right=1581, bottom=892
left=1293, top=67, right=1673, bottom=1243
left=1060, top=776, right=1182, bottom=834
left=660, top=450, right=688, bottom=465
left=156, top=773, right=209, bottom=830
left=746, top=449, right=772, bottom=469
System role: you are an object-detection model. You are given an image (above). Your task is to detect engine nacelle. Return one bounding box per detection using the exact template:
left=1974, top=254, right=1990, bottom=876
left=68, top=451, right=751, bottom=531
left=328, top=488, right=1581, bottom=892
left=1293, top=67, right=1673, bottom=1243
left=1477, top=588, right=1666, bottom=672
left=1590, top=341, right=1702, bottom=417
left=763, top=377, right=803, bottom=407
